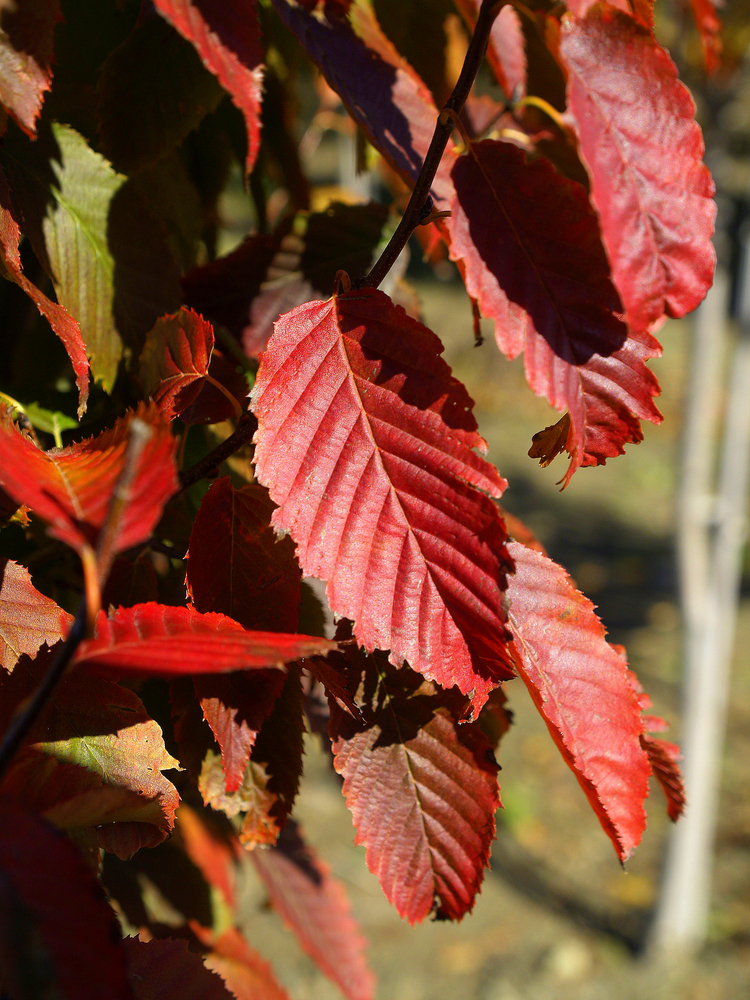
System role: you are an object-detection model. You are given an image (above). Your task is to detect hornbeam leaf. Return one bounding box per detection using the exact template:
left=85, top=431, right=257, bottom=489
left=270, top=0, right=455, bottom=209
left=197, top=927, right=293, bottom=1000
left=0, top=166, right=90, bottom=414
left=0, top=558, right=71, bottom=672
left=122, top=937, right=235, bottom=1000
left=251, top=287, right=514, bottom=715
left=0, top=402, right=178, bottom=559
left=640, top=734, right=685, bottom=822
left=73, top=603, right=335, bottom=677
left=140, top=308, right=216, bottom=420
left=177, top=804, right=238, bottom=908
left=449, top=139, right=662, bottom=484
left=328, top=647, right=501, bottom=923
left=689, top=0, right=722, bottom=74
left=154, top=0, right=264, bottom=175
left=251, top=819, right=375, bottom=1000
left=453, top=0, right=526, bottom=100
left=0, top=798, right=129, bottom=1000
left=506, top=541, right=656, bottom=861
left=0, top=0, right=59, bottom=135
left=560, top=4, right=716, bottom=331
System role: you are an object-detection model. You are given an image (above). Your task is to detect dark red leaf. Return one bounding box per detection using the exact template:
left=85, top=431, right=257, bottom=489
left=329, top=646, right=501, bottom=923
left=449, top=138, right=662, bottom=484
left=123, top=936, right=235, bottom=1000
left=154, top=0, right=264, bottom=175
left=74, top=603, right=335, bottom=677
left=252, top=288, right=514, bottom=715
left=560, top=4, right=716, bottom=331
left=0, top=797, right=129, bottom=1000
left=0, top=403, right=178, bottom=560
left=0, top=0, right=59, bottom=135
left=196, top=926, right=293, bottom=1000
left=176, top=351, right=249, bottom=425
left=505, top=541, right=653, bottom=860
left=251, top=819, right=375, bottom=1000
left=270, top=0, right=455, bottom=209
left=639, top=734, right=685, bottom=822
left=139, top=308, right=216, bottom=420
left=0, top=558, right=71, bottom=672
left=0, top=167, right=90, bottom=415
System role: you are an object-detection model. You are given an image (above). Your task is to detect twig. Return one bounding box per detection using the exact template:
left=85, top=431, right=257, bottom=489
left=0, top=599, right=87, bottom=785
left=358, top=0, right=505, bottom=289
left=178, top=411, right=258, bottom=491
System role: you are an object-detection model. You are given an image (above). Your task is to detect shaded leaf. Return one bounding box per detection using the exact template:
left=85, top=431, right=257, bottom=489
left=560, top=4, right=716, bottom=331
left=252, top=287, right=514, bottom=715
left=0, top=651, right=181, bottom=857
left=454, top=0, right=526, bottom=100
left=102, top=553, right=160, bottom=610
left=252, top=819, right=375, bottom=1000
left=177, top=803, right=238, bottom=908
left=372, top=0, right=451, bottom=104
left=197, top=926, right=293, bottom=1000
left=270, top=0, right=455, bottom=209
left=123, top=936, right=235, bottom=1000
left=0, top=164, right=90, bottom=413
left=0, top=402, right=178, bottom=560
left=0, top=797, right=129, bottom=1000
left=450, top=138, right=662, bottom=484
left=640, top=734, right=685, bottom=822
left=0, top=558, right=70, bottom=672
left=74, top=602, right=334, bottom=677
left=140, top=308, right=216, bottom=420
left=98, top=13, right=225, bottom=175
left=329, top=645, right=501, bottom=923
left=154, top=0, right=265, bottom=175
left=0, top=0, right=59, bottom=135
left=505, top=541, right=653, bottom=860
left=176, top=350, right=249, bottom=426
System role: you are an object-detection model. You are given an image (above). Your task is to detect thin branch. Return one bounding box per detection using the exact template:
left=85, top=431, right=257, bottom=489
left=178, top=411, right=258, bottom=491
left=358, top=0, right=505, bottom=289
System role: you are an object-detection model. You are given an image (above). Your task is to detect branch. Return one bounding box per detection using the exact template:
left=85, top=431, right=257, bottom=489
left=358, top=0, right=505, bottom=289
left=178, top=411, right=258, bottom=491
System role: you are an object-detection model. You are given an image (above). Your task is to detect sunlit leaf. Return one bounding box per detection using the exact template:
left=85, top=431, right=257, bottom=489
left=0, top=558, right=71, bottom=672
left=140, top=308, right=216, bottom=420
left=197, top=926, right=293, bottom=1000
left=0, top=0, right=59, bottom=135
left=252, top=287, right=514, bottom=715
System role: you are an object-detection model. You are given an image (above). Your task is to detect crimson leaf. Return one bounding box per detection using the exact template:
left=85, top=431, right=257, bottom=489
left=252, top=287, right=514, bottom=715
left=139, top=308, right=217, bottom=420
left=559, top=4, right=716, bottom=331
left=328, top=645, right=501, bottom=923
left=0, top=0, right=59, bottom=135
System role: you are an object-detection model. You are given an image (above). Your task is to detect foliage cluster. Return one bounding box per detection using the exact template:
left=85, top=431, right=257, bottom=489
left=0, top=0, right=716, bottom=996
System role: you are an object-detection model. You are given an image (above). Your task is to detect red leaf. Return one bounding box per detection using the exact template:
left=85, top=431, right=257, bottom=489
left=74, top=603, right=335, bottom=677
left=0, top=0, right=59, bottom=135
left=449, top=138, right=662, bottom=484
left=0, top=558, right=71, bottom=672
left=0, top=403, right=178, bottom=559
left=454, top=0, right=526, bottom=99
left=252, top=288, right=514, bottom=715
left=187, top=478, right=300, bottom=633
left=153, top=0, right=264, bottom=175
left=0, top=167, right=90, bottom=415
left=689, top=0, right=722, bottom=74
left=123, top=936, right=235, bottom=1000
left=560, top=4, right=716, bottom=331
left=505, top=541, right=652, bottom=860
left=0, top=797, right=129, bottom=1000
left=197, top=927, right=293, bottom=1000
left=139, top=308, right=216, bottom=420
left=177, top=804, right=238, bottom=908
left=251, top=819, right=375, bottom=1000
left=640, top=734, right=685, bottom=822
left=199, top=751, right=282, bottom=846
left=270, top=0, right=455, bottom=209
left=328, top=647, right=501, bottom=923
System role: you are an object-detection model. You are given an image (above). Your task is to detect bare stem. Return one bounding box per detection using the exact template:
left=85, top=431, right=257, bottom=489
left=358, top=0, right=505, bottom=289
left=178, top=411, right=258, bottom=491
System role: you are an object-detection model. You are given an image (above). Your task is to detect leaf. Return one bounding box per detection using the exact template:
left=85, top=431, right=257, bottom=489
left=639, top=734, right=685, bottom=822
left=559, top=4, right=716, bottom=331
left=0, top=402, right=178, bottom=560
left=0, top=558, right=71, bottom=672
left=270, top=0, right=455, bottom=209
left=328, top=646, right=501, bottom=923
left=689, top=0, right=722, bottom=74
left=0, top=651, right=181, bottom=857
left=0, top=0, right=59, bottom=135
left=449, top=138, right=662, bottom=484
left=0, top=797, right=129, bottom=1000
left=154, top=0, right=265, bottom=175
left=74, top=602, right=335, bottom=677
left=97, top=13, right=225, bottom=175
left=187, top=478, right=300, bottom=633
left=505, top=541, right=653, bottom=861
left=1, top=122, right=181, bottom=389
left=454, top=0, right=526, bottom=100
left=0, top=165, right=90, bottom=414
left=140, top=308, right=216, bottom=420
left=122, top=937, right=235, bottom=1000
left=251, top=819, right=375, bottom=1000
left=196, top=927, right=293, bottom=1000
left=200, top=750, right=280, bottom=845
left=176, top=804, right=238, bottom=908
left=251, top=287, right=514, bottom=715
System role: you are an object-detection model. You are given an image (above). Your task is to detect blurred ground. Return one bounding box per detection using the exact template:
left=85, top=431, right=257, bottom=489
left=237, top=273, right=750, bottom=1000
